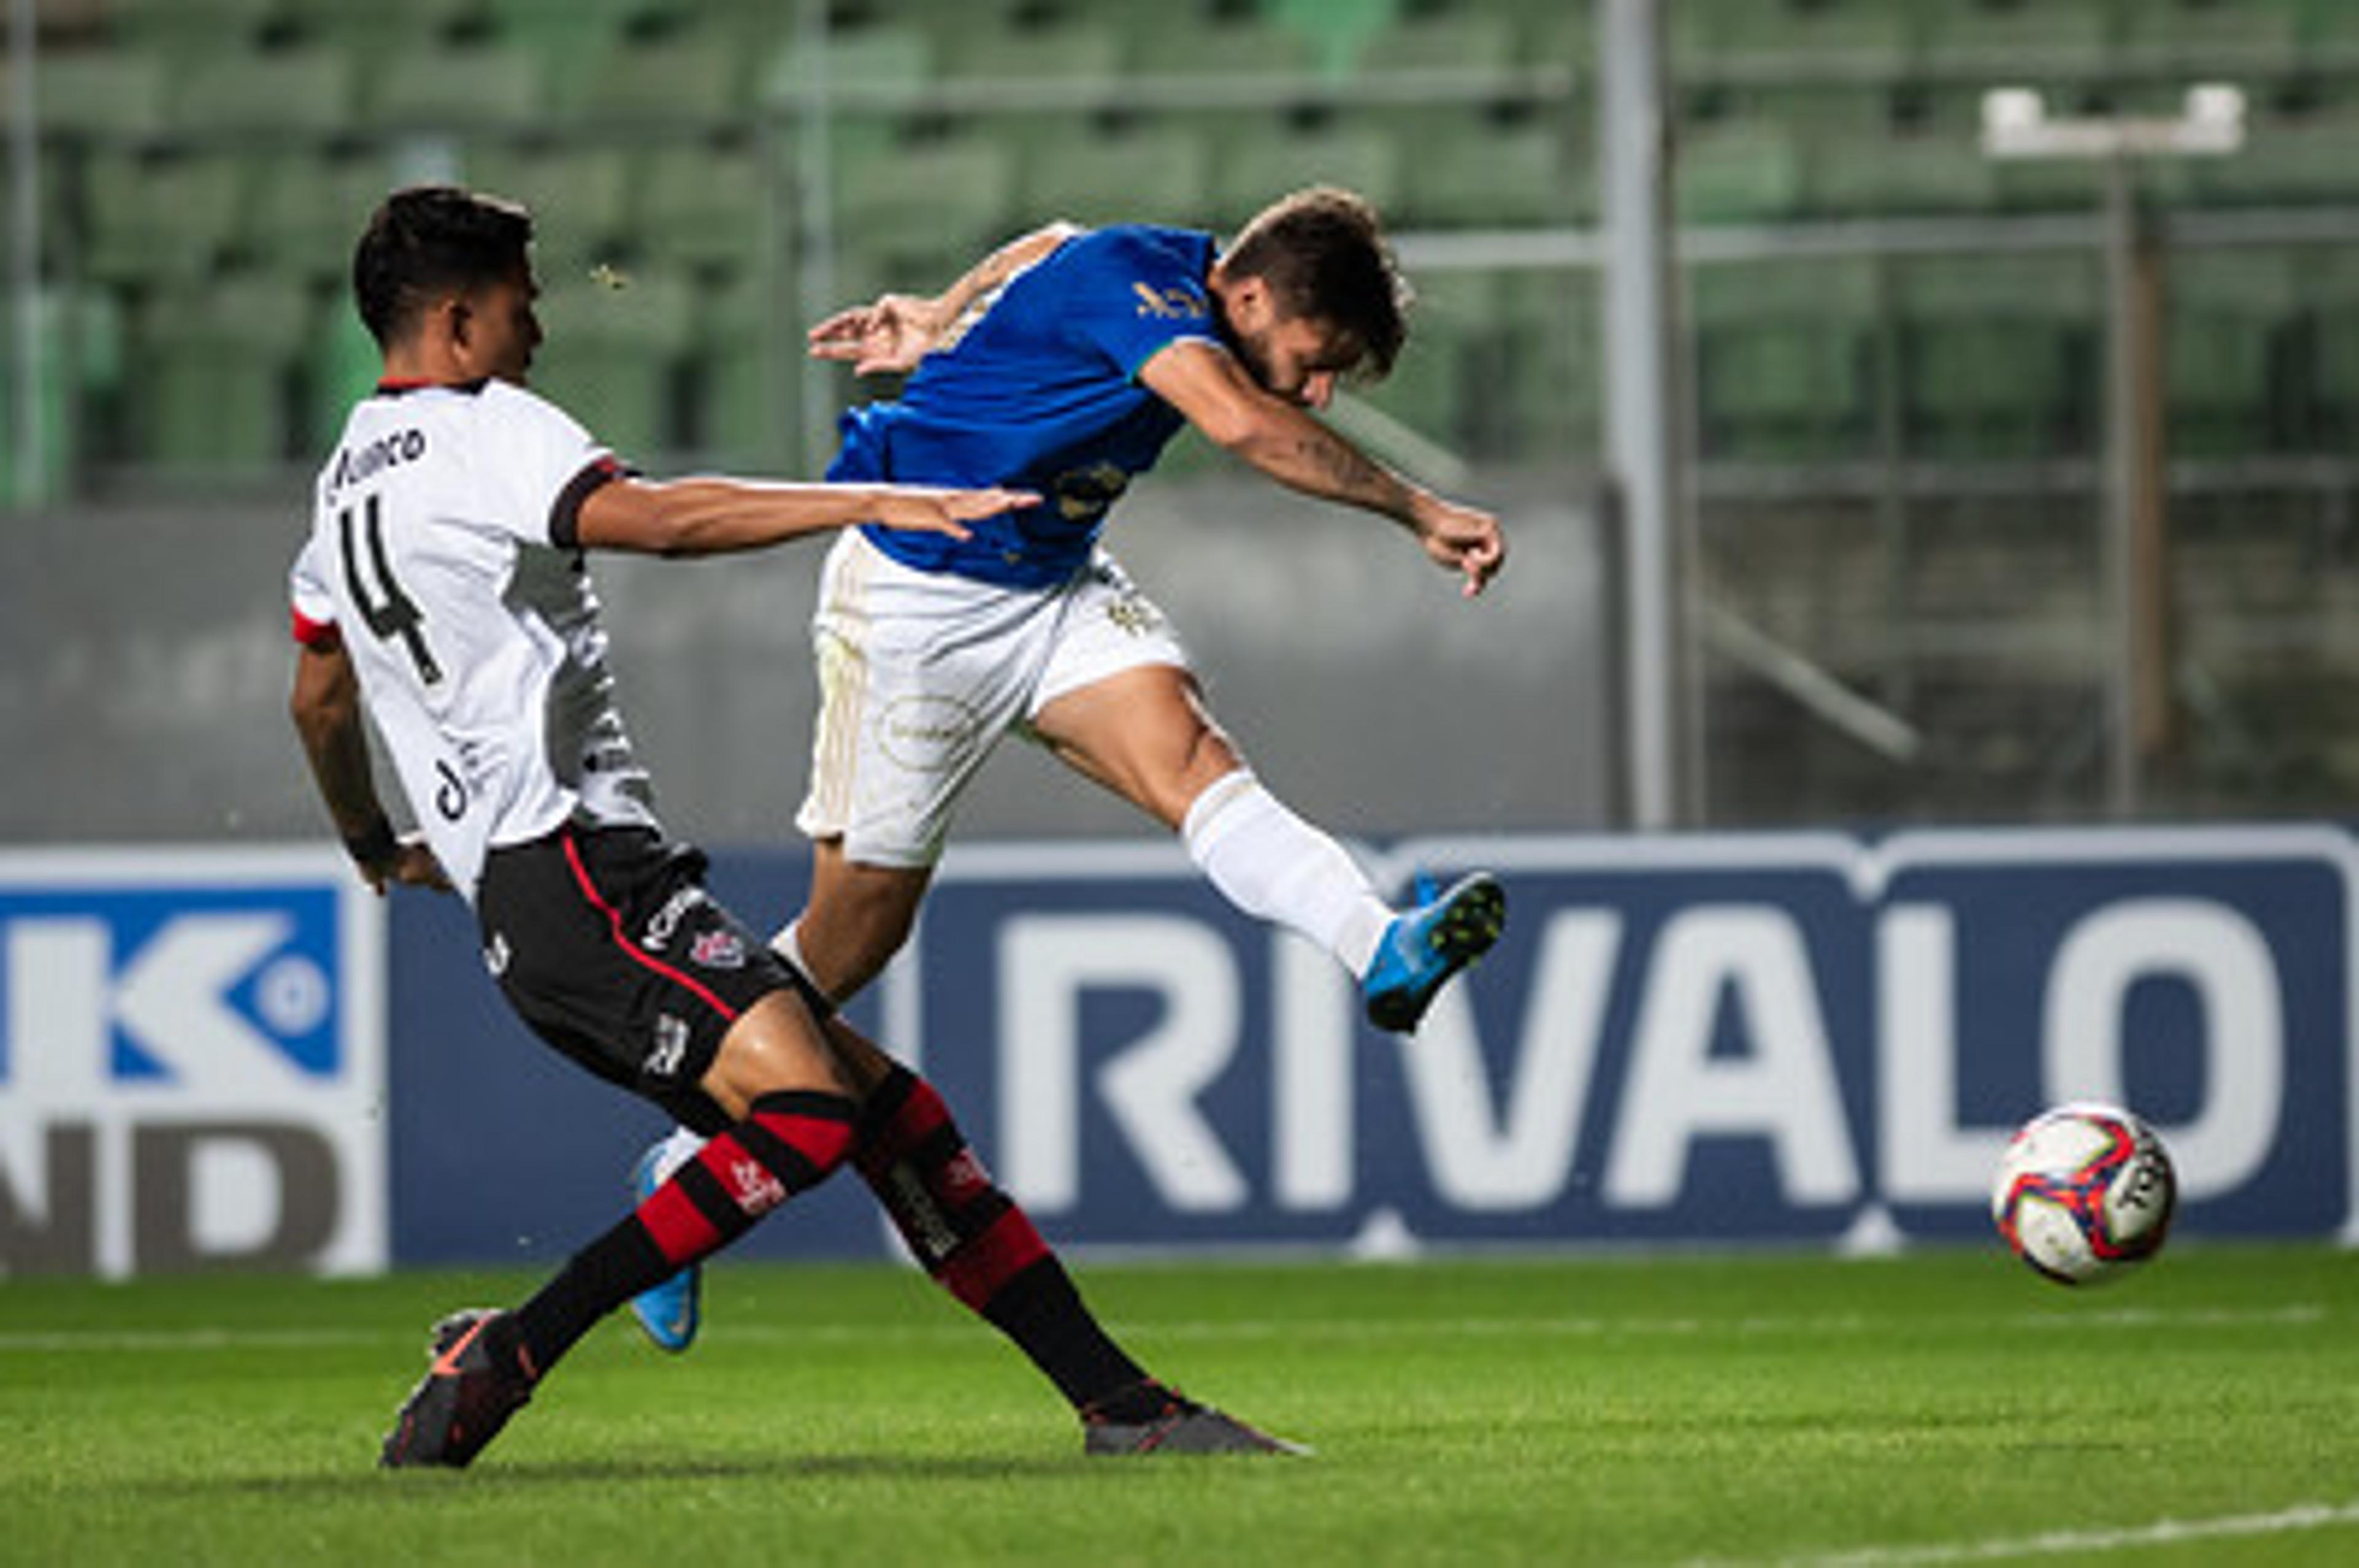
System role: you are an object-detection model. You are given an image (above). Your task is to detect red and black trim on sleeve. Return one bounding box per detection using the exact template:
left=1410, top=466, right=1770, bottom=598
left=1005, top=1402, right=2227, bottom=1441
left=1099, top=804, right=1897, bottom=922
left=550, top=455, right=629, bottom=549
left=290, top=607, right=343, bottom=651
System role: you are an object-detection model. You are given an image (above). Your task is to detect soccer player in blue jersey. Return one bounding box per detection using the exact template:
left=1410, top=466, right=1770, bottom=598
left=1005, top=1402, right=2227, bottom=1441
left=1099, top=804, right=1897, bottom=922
left=630, top=186, right=1508, bottom=1360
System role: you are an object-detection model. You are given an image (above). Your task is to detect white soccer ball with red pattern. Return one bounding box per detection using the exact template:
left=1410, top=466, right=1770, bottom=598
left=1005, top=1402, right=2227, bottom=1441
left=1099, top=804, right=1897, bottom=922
left=1990, top=1103, right=2177, bottom=1285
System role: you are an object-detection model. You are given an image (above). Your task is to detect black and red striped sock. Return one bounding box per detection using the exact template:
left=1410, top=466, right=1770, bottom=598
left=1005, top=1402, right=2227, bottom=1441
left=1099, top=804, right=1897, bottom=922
left=856, top=1065, right=1146, bottom=1411
left=512, top=1089, right=856, bottom=1377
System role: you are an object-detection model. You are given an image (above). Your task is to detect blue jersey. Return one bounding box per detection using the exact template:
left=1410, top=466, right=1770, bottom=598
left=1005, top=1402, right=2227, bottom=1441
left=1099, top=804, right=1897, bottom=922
left=828, top=224, right=1223, bottom=589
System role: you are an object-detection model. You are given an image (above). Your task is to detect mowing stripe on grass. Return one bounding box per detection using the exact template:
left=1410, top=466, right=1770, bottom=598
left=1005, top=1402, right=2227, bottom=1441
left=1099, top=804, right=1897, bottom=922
left=1703, top=1497, right=2359, bottom=1566
left=0, top=1303, right=2326, bottom=1355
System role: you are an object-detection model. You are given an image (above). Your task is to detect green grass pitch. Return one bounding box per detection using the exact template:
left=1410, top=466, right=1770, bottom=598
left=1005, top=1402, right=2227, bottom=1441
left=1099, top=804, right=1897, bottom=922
left=3, top=1244, right=2355, bottom=1566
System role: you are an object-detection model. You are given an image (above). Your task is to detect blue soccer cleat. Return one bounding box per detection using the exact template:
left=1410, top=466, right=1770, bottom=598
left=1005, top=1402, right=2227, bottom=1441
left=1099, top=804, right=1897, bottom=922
left=627, top=1131, right=705, bottom=1352
left=1361, top=872, right=1507, bottom=1034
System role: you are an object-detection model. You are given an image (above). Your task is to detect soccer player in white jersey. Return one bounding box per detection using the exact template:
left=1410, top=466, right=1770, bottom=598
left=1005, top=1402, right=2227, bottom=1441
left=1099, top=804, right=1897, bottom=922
left=294, top=185, right=1300, bottom=1467
left=630, top=188, right=1510, bottom=1350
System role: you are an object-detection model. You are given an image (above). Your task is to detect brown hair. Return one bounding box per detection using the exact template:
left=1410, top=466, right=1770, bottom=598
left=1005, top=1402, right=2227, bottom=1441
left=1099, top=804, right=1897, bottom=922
left=1222, top=185, right=1410, bottom=380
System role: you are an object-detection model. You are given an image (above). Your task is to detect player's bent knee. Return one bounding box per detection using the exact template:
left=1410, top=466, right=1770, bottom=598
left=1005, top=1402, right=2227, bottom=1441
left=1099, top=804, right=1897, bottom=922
left=700, top=991, right=853, bottom=1121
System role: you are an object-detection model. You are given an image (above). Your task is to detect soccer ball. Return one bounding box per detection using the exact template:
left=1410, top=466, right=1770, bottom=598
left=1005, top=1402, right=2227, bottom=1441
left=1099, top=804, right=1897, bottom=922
left=1989, top=1102, right=2177, bottom=1285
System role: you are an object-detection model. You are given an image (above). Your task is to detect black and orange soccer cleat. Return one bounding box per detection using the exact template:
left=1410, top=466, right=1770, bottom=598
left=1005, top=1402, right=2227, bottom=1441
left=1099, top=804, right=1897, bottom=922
left=1081, top=1380, right=1310, bottom=1457
left=378, top=1308, right=535, bottom=1469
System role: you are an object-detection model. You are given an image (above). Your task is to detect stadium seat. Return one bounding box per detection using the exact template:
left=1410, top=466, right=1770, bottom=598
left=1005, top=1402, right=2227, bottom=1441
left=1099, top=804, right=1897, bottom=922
left=477, top=0, right=655, bottom=117
left=479, top=0, right=652, bottom=50
left=0, top=286, right=86, bottom=504
left=168, top=44, right=355, bottom=138
left=1692, top=257, right=1880, bottom=462
left=1807, top=128, right=1995, bottom=218
left=1355, top=10, right=1518, bottom=76
left=529, top=273, right=696, bottom=461
left=1674, top=0, right=1916, bottom=82
left=1266, top=0, right=1400, bottom=78
left=759, top=21, right=933, bottom=114
left=26, top=47, right=173, bottom=141
left=1490, top=0, right=1595, bottom=74
left=104, top=0, right=286, bottom=52
left=2184, top=111, right=2359, bottom=208
left=1912, top=0, right=2116, bottom=78
left=1718, top=81, right=1899, bottom=135
left=127, top=269, right=315, bottom=471
left=1894, top=252, right=2101, bottom=459
left=933, top=17, right=1125, bottom=87
left=1674, top=119, right=1806, bottom=223
left=687, top=265, right=788, bottom=463
left=364, top=42, right=551, bottom=135
left=832, top=133, right=1019, bottom=285
left=463, top=143, right=635, bottom=273
left=2301, top=0, right=2359, bottom=53
left=240, top=149, right=388, bottom=284
left=1358, top=265, right=1493, bottom=451
left=2166, top=248, right=2302, bottom=456
left=571, top=28, right=754, bottom=130
left=2114, top=0, right=2303, bottom=76
left=632, top=135, right=775, bottom=277
left=282, top=0, right=479, bottom=53
left=79, top=149, right=248, bottom=286
left=1490, top=268, right=1600, bottom=461
left=1394, top=111, right=1583, bottom=229
left=1125, top=12, right=1316, bottom=80
left=2307, top=249, right=2359, bottom=448
left=1019, top=120, right=1212, bottom=227
left=1207, top=115, right=1402, bottom=230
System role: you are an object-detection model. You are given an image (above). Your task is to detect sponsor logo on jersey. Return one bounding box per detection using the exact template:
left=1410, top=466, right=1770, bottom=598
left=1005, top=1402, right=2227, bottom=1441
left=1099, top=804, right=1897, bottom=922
left=1132, top=282, right=1207, bottom=320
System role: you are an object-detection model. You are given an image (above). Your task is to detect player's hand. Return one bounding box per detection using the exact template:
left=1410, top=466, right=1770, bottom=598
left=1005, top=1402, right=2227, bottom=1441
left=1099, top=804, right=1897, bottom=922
left=868, top=485, right=1039, bottom=540
left=361, top=838, right=453, bottom=897
left=807, top=294, right=943, bottom=377
left=1414, top=498, right=1507, bottom=598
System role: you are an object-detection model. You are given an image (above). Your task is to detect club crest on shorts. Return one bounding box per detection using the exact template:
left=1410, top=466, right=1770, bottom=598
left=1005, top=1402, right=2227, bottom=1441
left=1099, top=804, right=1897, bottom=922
left=690, top=928, right=745, bottom=969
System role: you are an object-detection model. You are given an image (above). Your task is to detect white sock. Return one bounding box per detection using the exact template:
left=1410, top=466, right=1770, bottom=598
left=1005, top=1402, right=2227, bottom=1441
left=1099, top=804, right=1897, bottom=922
left=650, top=1123, right=705, bottom=1184
left=769, top=919, right=831, bottom=1005
left=1181, top=770, right=1393, bottom=977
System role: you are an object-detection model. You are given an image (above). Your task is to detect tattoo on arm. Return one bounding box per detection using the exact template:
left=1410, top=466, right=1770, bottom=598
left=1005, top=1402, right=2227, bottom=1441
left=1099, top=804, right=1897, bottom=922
left=1288, top=426, right=1414, bottom=521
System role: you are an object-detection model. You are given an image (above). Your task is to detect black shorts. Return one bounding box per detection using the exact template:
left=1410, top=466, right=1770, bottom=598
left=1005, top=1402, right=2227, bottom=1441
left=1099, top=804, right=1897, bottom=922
left=475, top=823, right=822, bottom=1135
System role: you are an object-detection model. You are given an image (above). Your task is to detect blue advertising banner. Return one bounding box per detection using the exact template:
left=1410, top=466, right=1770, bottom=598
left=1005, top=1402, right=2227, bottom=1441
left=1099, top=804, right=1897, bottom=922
left=884, top=826, right=2355, bottom=1257
left=0, top=848, right=385, bottom=1277
left=18, top=826, right=2343, bottom=1274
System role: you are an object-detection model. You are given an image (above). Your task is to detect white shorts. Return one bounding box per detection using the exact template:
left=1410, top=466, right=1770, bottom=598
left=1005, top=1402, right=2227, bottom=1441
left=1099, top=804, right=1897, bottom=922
left=795, top=528, right=1193, bottom=867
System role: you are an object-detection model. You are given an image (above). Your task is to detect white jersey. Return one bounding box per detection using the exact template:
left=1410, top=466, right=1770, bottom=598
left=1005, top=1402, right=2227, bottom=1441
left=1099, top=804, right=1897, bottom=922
left=288, top=378, right=659, bottom=901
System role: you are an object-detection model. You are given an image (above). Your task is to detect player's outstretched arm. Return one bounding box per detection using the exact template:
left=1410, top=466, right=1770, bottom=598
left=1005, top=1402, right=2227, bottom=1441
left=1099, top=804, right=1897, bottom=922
left=1140, top=340, right=1506, bottom=597
left=574, top=474, right=1036, bottom=558
left=808, top=220, right=1084, bottom=376
left=288, top=637, right=452, bottom=896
